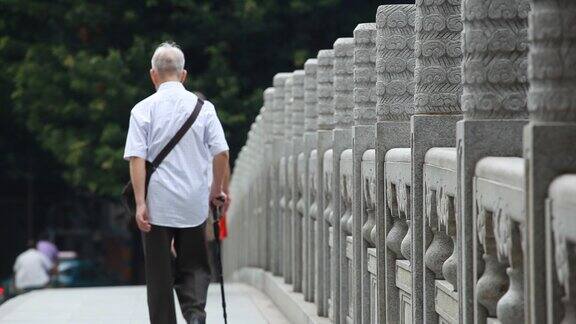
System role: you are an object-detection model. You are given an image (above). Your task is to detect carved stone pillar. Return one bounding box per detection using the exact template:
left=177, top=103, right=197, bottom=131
left=410, top=0, right=464, bottom=322
left=254, top=113, right=265, bottom=268
left=303, top=59, right=318, bottom=302
left=457, top=0, right=531, bottom=322
left=315, top=49, right=334, bottom=316
left=373, top=5, right=415, bottom=324
left=348, top=22, right=377, bottom=324
left=548, top=176, right=576, bottom=324
left=283, top=74, right=294, bottom=284
left=339, top=148, right=354, bottom=323
left=291, top=70, right=305, bottom=293
left=526, top=1, right=576, bottom=323
left=263, top=87, right=275, bottom=272
left=330, top=37, right=354, bottom=323
left=361, top=149, right=377, bottom=324
left=272, top=72, right=291, bottom=276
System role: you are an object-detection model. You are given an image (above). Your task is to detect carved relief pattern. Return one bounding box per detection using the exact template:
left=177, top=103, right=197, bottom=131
left=475, top=199, right=508, bottom=318
left=461, top=0, right=530, bottom=119
left=414, top=0, right=463, bottom=114
left=386, top=180, right=409, bottom=259
left=340, top=167, right=354, bottom=236
left=362, top=165, right=376, bottom=247
left=440, top=192, right=458, bottom=289
left=264, top=88, right=275, bottom=143
left=292, top=71, right=306, bottom=135
left=324, top=160, right=334, bottom=226
left=423, top=179, right=454, bottom=280
left=334, top=38, right=355, bottom=129
left=398, top=181, right=412, bottom=260
left=528, top=0, right=576, bottom=121
left=317, top=50, right=335, bottom=130
left=309, top=154, right=318, bottom=223
left=304, top=59, right=318, bottom=132
left=384, top=169, right=412, bottom=262
left=273, top=73, right=290, bottom=138
left=376, top=4, right=416, bottom=121
left=284, top=76, right=294, bottom=139
left=353, top=23, right=377, bottom=126
left=475, top=186, right=525, bottom=322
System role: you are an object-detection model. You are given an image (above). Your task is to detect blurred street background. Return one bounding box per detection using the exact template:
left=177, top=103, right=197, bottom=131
left=0, top=0, right=404, bottom=305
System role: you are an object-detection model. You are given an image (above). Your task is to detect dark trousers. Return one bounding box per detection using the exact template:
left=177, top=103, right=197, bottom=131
left=142, top=223, right=211, bottom=324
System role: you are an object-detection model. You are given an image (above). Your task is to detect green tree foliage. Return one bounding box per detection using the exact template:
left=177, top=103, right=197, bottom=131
left=1, top=0, right=389, bottom=197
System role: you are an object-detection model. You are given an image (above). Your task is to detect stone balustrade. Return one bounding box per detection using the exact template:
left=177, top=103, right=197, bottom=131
left=223, top=1, right=576, bottom=323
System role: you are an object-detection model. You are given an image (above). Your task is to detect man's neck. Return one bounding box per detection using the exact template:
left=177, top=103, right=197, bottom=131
left=156, top=79, right=182, bottom=91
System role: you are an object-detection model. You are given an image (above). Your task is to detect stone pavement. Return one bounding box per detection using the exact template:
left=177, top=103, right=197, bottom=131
left=0, top=283, right=290, bottom=324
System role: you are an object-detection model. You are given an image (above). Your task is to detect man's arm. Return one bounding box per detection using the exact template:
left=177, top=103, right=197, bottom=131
left=130, top=157, right=151, bottom=232
left=210, top=151, right=229, bottom=207
left=222, top=161, right=231, bottom=213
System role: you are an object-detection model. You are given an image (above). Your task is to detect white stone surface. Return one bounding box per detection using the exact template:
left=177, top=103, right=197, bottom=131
left=0, top=284, right=289, bottom=324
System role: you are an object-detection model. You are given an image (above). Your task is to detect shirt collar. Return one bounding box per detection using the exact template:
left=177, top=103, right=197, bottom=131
left=157, top=81, right=184, bottom=92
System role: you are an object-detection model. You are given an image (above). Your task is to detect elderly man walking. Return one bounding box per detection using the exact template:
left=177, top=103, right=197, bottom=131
left=124, top=42, right=229, bottom=324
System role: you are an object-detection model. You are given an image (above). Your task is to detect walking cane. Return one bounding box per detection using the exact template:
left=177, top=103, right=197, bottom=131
left=211, top=197, right=228, bottom=324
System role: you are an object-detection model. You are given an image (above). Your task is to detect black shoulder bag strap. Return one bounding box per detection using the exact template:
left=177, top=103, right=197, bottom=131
left=150, top=98, right=204, bottom=170
left=122, top=98, right=204, bottom=214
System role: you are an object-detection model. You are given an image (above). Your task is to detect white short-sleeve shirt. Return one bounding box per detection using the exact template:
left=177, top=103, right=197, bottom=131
left=123, top=81, right=229, bottom=227
left=14, top=249, right=53, bottom=289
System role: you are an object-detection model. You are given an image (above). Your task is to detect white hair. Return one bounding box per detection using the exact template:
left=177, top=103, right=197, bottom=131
left=151, top=42, right=185, bottom=75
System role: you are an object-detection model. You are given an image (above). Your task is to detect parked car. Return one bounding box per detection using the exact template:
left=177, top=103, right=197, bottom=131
left=55, top=258, right=122, bottom=288
left=0, top=278, right=16, bottom=305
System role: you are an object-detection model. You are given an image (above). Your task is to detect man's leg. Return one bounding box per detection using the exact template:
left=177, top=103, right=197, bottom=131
left=174, top=222, right=211, bottom=322
left=142, top=225, right=177, bottom=324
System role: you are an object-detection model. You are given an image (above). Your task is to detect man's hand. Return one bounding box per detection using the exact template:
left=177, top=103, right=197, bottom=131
left=210, top=150, right=229, bottom=208
left=136, top=203, right=151, bottom=232
left=222, top=192, right=231, bottom=214
left=210, top=186, right=227, bottom=208
left=129, top=157, right=150, bottom=232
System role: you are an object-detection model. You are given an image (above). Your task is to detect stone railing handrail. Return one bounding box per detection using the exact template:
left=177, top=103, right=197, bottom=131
left=223, top=1, right=576, bottom=323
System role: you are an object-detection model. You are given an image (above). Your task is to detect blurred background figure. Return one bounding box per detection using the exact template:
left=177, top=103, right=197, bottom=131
left=13, top=240, right=56, bottom=293
left=36, top=233, right=59, bottom=267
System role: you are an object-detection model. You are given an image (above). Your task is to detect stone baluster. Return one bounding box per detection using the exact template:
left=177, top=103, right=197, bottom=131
left=263, top=88, right=275, bottom=271
left=283, top=74, right=294, bottom=284
left=373, top=5, right=415, bottom=324
left=526, top=0, right=576, bottom=323
left=256, top=115, right=266, bottom=267
left=272, top=72, right=291, bottom=276
left=410, top=0, right=464, bottom=321
left=316, top=48, right=334, bottom=316
left=457, top=0, right=531, bottom=323
left=303, top=59, right=318, bottom=302
left=291, top=70, right=305, bottom=293
left=331, top=37, right=354, bottom=323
